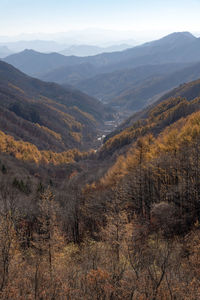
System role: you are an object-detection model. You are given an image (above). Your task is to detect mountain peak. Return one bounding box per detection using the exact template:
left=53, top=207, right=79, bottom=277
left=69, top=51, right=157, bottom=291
left=139, top=31, right=197, bottom=49
left=22, top=49, right=39, bottom=54
left=160, top=31, right=196, bottom=42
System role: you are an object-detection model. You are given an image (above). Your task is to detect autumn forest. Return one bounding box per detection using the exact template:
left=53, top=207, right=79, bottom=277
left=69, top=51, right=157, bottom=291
left=1, top=23, right=200, bottom=300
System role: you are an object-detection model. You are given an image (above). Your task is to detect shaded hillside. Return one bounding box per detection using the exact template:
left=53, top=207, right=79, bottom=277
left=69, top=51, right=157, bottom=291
left=40, top=63, right=98, bottom=86
left=3, top=49, right=83, bottom=77
left=109, top=62, right=200, bottom=111
left=0, top=61, right=109, bottom=151
left=159, top=78, right=200, bottom=102
left=76, top=62, right=190, bottom=102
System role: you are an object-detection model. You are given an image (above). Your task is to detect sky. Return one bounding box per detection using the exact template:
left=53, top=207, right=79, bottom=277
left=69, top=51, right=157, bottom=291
left=0, top=0, right=200, bottom=39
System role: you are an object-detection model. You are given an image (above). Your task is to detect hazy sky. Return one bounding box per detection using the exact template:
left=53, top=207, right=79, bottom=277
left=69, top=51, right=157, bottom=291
left=1, top=0, right=200, bottom=36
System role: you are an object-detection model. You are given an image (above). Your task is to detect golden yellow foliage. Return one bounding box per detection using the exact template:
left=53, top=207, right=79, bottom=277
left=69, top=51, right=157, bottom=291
left=70, top=131, right=82, bottom=143
left=36, top=124, right=62, bottom=141
left=0, top=130, right=88, bottom=165
left=98, top=110, right=200, bottom=188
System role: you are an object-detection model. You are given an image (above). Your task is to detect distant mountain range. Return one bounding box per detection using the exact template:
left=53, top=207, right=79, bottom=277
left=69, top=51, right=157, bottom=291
left=0, top=46, right=13, bottom=58
left=0, top=40, right=132, bottom=56
left=3, top=50, right=83, bottom=77
left=60, top=44, right=132, bottom=57
left=0, top=28, right=138, bottom=46
left=0, top=40, right=66, bottom=53
left=3, top=31, right=200, bottom=113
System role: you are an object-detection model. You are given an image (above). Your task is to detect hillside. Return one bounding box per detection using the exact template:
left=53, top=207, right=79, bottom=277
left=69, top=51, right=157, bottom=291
left=159, top=78, right=200, bottom=102
left=3, top=49, right=84, bottom=77
left=76, top=61, right=200, bottom=113
left=100, top=79, right=200, bottom=158
left=40, top=63, right=98, bottom=86
left=76, top=62, right=191, bottom=102
left=0, top=61, right=109, bottom=152
left=109, top=62, right=200, bottom=111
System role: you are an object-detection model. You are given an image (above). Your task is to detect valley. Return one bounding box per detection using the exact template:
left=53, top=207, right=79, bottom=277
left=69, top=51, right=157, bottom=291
left=1, top=29, right=200, bottom=299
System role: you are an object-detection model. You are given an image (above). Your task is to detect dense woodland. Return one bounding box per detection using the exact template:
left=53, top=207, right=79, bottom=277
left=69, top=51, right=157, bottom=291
left=1, top=34, right=200, bottom=298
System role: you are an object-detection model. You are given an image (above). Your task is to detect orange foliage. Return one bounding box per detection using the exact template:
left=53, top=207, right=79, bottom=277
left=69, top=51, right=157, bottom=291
left=0, top=129, right=89, bottom=165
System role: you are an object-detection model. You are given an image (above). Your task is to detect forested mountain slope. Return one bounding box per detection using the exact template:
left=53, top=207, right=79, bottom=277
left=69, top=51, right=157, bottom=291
left=109, top=62, right=200, bottom=111
left=100, top=79, right=200, bottom=158
left=40, top=62, right=98, bottom=86
left=84, top=79, right=200, bottom=232
left=0, top=61, right=109, bottom=151
left=3, top=49, right=84, bottom=76
left=159, top=77, right=200, bottom=102
left=75, top=62, right=190, bottom=102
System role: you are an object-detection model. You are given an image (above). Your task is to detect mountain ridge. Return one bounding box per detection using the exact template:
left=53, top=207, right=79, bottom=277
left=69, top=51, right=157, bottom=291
left=0, top=61, right=109, bottom=152
left=4, top=31, right=200, bottom=79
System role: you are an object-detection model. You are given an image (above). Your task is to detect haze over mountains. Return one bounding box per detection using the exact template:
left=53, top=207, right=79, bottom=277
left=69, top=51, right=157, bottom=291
left=0, top=41, right=132, bottom=57
left=0, top=28, right=141, bottom=47
left=3, top=31, right=200, bottom=114
left=0, top=40, right=65, bottom=54
left=0, top=46, right=13, bottom=58
left=59, top=44, right=131, bottom=57
left=0, top=29, right=137, bottom=57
